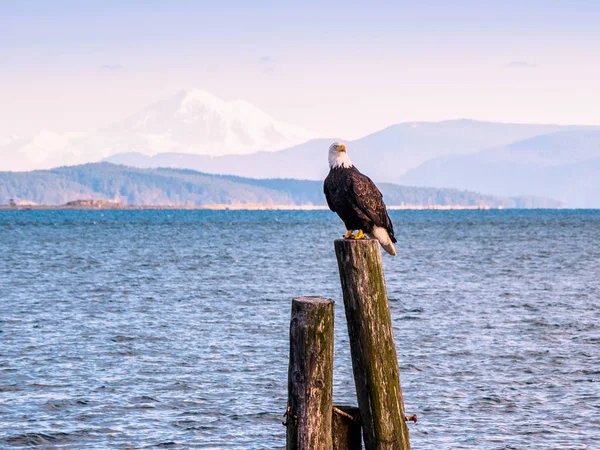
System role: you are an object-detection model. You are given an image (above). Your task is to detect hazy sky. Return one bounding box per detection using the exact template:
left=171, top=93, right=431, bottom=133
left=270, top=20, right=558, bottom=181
left=2, top=0, right=600, bottom=139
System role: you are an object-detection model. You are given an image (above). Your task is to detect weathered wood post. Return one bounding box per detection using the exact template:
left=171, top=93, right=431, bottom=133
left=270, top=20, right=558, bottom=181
left=332, top=405, right=362, bottom=450
left=334, top=239, right=410, bottom=450
left=286, top=297, right=335, bottom=450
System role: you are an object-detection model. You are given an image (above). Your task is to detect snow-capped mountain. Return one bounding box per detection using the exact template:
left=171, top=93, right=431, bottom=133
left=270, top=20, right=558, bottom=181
left=104, top=89, right=317, bottom=156
left=0, top=89, right=318, bottom=171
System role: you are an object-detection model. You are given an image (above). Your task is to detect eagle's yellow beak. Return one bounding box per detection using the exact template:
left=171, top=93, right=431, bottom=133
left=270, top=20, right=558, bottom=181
left=338, top=144, right=347, bottom=153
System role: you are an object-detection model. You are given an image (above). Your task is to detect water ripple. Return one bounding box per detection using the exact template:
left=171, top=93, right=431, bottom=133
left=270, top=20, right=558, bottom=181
left=1, top=210, right=599, bottom=448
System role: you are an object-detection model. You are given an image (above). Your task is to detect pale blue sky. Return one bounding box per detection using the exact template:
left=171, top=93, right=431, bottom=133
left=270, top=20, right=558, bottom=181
left=1, top=0, right=599, bottom=138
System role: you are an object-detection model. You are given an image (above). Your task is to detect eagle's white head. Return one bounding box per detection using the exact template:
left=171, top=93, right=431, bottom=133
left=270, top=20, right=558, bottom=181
left=328, top=142, right=353, bottom=169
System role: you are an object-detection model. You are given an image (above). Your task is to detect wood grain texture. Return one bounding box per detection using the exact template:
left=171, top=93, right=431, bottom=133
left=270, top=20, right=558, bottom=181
left=332, top=405, right=362, bottom=450
left=286, top=297, right=335, bottom=450
left=334, top=239, right=410, bottom=450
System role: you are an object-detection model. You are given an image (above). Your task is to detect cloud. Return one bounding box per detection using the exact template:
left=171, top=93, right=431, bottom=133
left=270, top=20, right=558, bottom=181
left=259, top=56, right=278, bottom=64
left=258, top=56, right=278, bottom=74
left=101, top=64, right=125, bottom=71
left=506, top=61, right=539, bottom=69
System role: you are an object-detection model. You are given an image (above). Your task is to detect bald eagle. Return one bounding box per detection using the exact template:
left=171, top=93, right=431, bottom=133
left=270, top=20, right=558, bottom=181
left=323, top=142, right=397, bottom=256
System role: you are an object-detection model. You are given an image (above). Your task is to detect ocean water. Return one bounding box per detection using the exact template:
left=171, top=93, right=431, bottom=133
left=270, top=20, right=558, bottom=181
left=0, top=210, right=599, bottom=449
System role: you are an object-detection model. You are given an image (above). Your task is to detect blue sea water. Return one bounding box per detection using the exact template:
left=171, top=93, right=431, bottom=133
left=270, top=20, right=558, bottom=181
left=0, top=210, right=599, bottom=449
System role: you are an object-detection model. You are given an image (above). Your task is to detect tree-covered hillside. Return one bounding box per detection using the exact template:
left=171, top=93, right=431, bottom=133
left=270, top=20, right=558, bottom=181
left=0, top=163, right=561, bottom=208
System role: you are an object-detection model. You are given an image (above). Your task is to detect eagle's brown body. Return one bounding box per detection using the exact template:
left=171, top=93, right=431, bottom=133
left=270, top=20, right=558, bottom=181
left=324, top=165, right=396, bottom=245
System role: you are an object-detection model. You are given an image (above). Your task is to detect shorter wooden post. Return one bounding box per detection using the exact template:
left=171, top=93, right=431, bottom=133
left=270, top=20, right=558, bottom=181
left=286, top=297, right=335, bottom=450
left=332, top=405, right=362, bottom=450
left=334, top=239, right=410, bottom=450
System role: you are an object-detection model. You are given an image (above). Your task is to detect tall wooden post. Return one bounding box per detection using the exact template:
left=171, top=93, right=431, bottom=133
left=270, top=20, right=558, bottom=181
left=334, top=239, right=410, bottom=450
left=286, top=297, right=335, bottom=450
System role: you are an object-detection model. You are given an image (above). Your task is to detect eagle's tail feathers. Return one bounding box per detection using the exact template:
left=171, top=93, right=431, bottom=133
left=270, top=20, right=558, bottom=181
left=368, top=226, right=397, bottom=256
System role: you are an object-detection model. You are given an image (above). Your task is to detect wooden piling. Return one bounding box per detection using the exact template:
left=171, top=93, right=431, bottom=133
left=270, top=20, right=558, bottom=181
left=286, top=297, right=335, bottom=450
left=334, top=239, right=410, bottom=450
left=332, top=405, right=362, bottom=450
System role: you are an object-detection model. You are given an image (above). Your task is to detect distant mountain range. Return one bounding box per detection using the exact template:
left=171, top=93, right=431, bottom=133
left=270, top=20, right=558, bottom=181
left=107, top=122, right=600, bottom=207
left=106, top=120, right=578, bottom=181
left=0, top=163, right=560, bottom=208
left=400, top=129, right=600, bottom=208
left=0, top=89, right=318, bottom=171
left=1, top=87, right=599, bottom=207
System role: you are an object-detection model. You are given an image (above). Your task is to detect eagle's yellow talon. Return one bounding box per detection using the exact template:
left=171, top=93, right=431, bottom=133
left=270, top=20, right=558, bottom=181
left=343, top=230, right=354, bottom=239
left=353, top=230, right=366, bottom=240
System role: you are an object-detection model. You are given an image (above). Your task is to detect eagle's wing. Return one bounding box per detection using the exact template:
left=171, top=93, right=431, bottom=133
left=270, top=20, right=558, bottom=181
left=351, top=170, right=396, bottom=242
left=323, top=177, right=336, bottom=212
